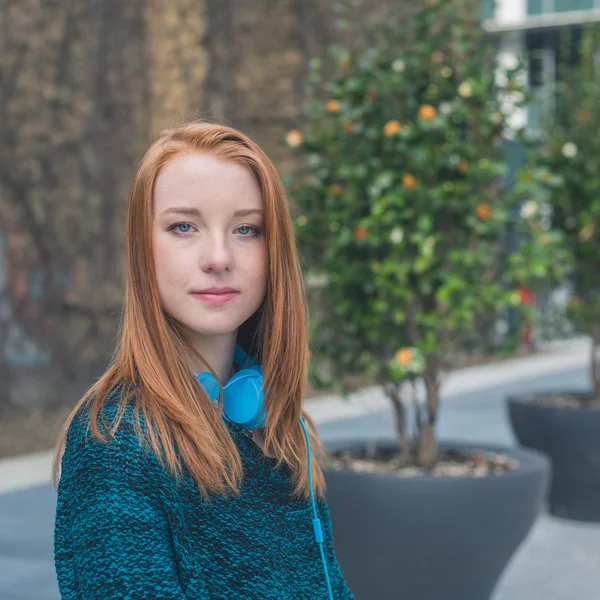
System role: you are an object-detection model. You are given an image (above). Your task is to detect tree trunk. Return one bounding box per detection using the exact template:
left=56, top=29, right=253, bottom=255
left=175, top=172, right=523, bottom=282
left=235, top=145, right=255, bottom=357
left=417, top=422, right=438, bottom=469
left=417, top=363, right=441, bottom=469
left=385, top=383, right=411, bottom=460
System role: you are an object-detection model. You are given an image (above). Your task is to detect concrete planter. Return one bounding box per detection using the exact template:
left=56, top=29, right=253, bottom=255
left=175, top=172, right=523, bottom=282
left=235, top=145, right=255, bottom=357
left=507, top=392, right=600, bottom=522
left=324, top=440, right=549, bottom=600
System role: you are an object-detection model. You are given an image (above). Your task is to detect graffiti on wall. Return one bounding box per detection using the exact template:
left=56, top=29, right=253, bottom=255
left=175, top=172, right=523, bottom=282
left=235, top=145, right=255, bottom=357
left=0, top=227, right=72, bottom=368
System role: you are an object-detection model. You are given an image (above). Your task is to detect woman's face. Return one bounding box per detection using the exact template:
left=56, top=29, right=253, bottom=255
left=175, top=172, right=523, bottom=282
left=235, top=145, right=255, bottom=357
left=152, top=153, right=267, bottom=341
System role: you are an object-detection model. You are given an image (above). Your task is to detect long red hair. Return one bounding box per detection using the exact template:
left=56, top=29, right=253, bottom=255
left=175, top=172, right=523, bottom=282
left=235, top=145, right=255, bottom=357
left=52, top=121, right=326, bottom=501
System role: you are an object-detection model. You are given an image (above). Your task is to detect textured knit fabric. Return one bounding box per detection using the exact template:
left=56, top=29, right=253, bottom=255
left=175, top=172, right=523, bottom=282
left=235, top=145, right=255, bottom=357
left=54, top=393, right=354, bottom=599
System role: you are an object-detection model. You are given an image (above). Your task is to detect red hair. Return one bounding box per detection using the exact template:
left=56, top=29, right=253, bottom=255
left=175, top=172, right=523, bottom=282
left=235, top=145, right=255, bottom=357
left=52, top=121, right=326, bottom=501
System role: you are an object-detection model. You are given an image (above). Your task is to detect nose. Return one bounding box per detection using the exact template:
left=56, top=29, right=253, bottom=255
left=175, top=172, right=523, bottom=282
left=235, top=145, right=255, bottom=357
left=199, top=232, right=234, bottom=273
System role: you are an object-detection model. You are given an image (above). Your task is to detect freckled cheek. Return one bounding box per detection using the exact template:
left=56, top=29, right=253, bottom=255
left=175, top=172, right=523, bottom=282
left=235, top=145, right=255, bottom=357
left=249, top=246, right=268, bottom=293
left=152, top=238, right=191, bottom=290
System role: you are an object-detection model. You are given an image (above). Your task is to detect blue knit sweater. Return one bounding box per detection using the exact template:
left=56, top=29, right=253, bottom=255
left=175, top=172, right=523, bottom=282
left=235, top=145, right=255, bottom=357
left=54, top=395, right=354, bottom=599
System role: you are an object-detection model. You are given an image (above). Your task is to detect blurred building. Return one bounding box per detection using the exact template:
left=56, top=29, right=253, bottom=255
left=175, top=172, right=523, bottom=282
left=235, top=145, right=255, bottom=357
left=485, top=0, right=600, bottom=134
left=482, top=0, right=600, bottom=339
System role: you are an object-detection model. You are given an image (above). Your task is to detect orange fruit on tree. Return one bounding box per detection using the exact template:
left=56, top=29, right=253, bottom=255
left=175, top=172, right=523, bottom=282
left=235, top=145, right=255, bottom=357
left=418, top=104, right=437, bottom=120
left=403, top=174, right=417, bottom=189
left=354, top=226, right=368, bottom=240
left=383, top=120, right=402, bottom=136
left=326, top=99, right=340, bottom=114
left=477, top=202, right=491, bottom=221
left=286, top=129, right=303, bottom=147
left=395, top=347, right=413, bottom=366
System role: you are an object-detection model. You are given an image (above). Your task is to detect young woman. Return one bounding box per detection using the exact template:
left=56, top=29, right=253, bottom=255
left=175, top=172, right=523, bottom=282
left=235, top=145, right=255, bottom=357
left=52, top=122, right=354, bottom=600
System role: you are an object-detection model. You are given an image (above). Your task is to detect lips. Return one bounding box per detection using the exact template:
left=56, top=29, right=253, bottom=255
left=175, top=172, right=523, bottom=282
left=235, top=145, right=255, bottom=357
left=191, top=288, right=239, bottom=305
left=194, top=287, right=238, bottom=295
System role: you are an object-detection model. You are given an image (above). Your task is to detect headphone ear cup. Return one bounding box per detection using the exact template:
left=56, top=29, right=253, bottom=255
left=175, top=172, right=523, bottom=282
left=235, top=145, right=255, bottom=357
left=223, top=368, right=266, bottom=429
left=195, top=372, right=221, bottom=403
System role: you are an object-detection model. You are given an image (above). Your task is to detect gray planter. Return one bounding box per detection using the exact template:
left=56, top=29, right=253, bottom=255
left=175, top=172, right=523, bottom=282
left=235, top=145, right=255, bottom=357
left=324, top=440, right=549, bottom=600
left=507, top=392, right=600, bottom=522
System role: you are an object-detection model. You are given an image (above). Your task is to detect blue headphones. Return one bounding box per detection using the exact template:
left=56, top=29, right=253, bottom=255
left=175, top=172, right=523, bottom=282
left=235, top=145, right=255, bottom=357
left=194, top=345, right=267, bottom=430
left=194, top=345, right=334, bottom=600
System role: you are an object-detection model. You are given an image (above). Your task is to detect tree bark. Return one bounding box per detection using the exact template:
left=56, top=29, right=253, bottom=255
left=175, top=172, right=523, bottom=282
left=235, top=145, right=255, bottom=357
left=417, top=423, right=438, bottom=469
left=417, top=361, right=440, bottom=469
left=385, top=383, right=411, bottom=460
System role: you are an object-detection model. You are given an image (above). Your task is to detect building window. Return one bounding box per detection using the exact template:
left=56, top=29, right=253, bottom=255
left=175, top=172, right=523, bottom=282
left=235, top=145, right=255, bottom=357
left=555, top=0, right=595, bottom=11
left=482, top=0, right=495, bottom=19
left=529, top=52, right=547, bottom=86
left=527, top=48, right=556, bottom=134
left=528, top=0, right=545, bottom=14
left=528, top=0, right=597, bottom=14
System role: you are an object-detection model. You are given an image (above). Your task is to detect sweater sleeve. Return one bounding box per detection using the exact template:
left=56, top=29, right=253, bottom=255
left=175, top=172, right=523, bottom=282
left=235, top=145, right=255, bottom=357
left=55, top=410, right=202, bottom=600
left=318, top=497, right=355, bottom=600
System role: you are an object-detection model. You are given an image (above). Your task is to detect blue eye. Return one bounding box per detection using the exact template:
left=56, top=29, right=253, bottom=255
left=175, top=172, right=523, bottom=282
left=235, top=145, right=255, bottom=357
left=237, top=225, right=261, bottom=237
left=169, top=222, right=194, bottom=235
left=168, top=222, right=261, bottom=238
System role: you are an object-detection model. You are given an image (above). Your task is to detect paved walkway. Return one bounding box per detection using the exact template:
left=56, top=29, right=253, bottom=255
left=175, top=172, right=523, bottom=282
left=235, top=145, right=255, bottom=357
left=1, top=338, right=598, bottom=599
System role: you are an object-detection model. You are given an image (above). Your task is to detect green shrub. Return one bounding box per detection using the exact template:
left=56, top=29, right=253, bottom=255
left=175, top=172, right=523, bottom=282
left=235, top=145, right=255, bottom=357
left=286, top=0, right=569, bottom=466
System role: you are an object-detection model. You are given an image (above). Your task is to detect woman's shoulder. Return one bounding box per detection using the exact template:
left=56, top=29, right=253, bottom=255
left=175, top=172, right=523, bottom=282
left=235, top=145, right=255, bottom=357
left=55, top=384, right=174, bottom=536
left=60, top=383, right=159, bottom=483
left=66, top=383, right=136, bottom=440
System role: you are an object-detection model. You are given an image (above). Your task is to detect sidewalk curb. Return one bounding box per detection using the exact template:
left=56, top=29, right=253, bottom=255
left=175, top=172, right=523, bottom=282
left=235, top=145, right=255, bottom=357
left=304, top=337, right=591, bottom=424
left=0, top=450, right=55, bottom=496
left=0, top=337, right=591, bottom=496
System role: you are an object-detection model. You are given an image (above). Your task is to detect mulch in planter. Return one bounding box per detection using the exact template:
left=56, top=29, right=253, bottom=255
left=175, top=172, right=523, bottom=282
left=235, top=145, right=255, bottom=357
left=529, top=392, right=600, bottom=409
left=324, top=447, right=518, bottom=477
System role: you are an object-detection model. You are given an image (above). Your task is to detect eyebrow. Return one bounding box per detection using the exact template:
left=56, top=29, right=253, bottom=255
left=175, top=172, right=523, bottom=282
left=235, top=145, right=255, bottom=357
left=160, top=206, right=264, bottom=218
